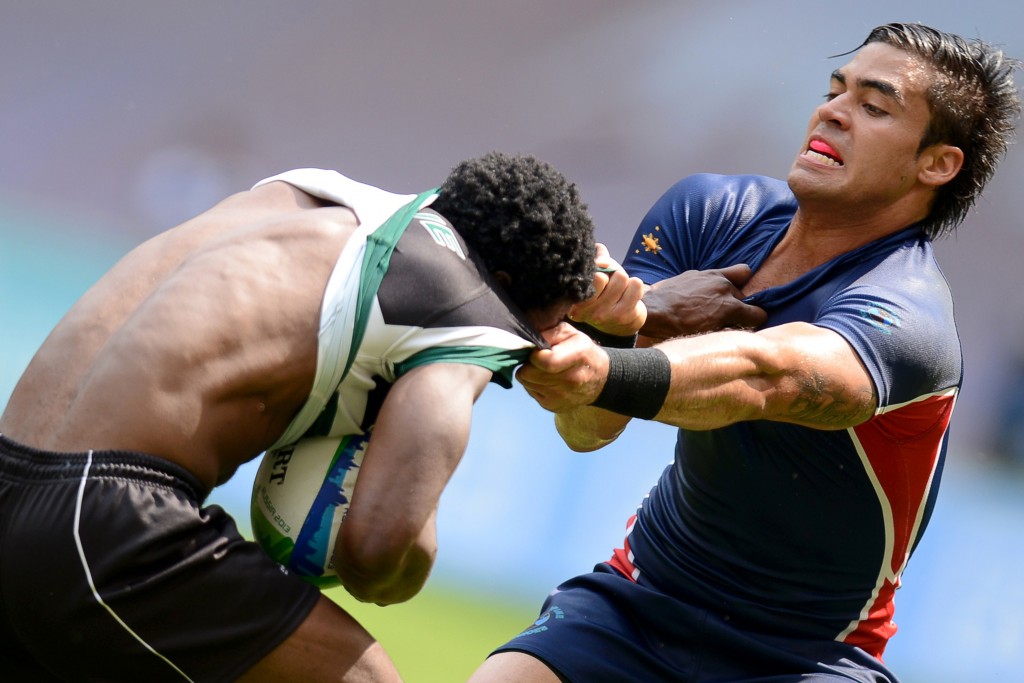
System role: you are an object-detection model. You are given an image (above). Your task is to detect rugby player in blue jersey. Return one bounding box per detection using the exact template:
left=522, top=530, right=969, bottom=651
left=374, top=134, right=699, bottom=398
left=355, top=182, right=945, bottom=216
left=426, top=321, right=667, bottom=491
left=471, top=23, right=1021, bottom=683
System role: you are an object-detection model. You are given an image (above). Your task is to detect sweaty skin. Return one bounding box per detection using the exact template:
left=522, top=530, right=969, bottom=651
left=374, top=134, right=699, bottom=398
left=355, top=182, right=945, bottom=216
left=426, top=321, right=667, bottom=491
left=0, top=180, right=353, bottom=490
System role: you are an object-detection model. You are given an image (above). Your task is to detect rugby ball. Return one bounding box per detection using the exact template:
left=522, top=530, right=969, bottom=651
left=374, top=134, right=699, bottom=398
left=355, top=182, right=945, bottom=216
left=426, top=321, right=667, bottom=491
left=250, top=433, right=369, bottom=588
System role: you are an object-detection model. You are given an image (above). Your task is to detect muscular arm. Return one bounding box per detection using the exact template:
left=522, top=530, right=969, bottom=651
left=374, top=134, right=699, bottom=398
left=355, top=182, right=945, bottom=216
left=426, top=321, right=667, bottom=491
left=519, top=322, right=877, bottom=449
left=333, top=362, right=492, bottom=606
left=653, top=322, right=876, bottom=430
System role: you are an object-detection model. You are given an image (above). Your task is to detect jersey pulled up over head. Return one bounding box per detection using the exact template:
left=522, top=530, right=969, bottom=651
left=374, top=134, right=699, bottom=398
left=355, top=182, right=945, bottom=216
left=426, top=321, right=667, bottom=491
left=614, top=173, right=961, bottom=659
left=254, top=169, right=543, bottom=449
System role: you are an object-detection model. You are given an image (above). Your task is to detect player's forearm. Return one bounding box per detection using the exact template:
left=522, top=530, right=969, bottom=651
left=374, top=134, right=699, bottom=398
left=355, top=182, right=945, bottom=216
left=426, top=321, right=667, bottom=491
left=522, top=322, right=868, bottom=436
left=649, top=325, right=876, bottom=431
left=647, top=332, right=768, bottom=430
left=567, top=330, right=786, bottom=431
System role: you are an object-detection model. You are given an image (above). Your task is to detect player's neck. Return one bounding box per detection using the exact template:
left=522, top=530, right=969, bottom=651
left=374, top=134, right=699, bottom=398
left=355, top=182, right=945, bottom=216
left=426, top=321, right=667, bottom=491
left=788, top=204, right=922, bottom=259
left=747, top=208, right=908, bottom=295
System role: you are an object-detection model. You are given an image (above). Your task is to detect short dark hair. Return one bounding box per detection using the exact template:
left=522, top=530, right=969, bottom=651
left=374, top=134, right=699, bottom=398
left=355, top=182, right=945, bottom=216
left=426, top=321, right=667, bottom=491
left=432, top=151, right=596, bottom=311
left=861, top=23, right=1021, bottom=238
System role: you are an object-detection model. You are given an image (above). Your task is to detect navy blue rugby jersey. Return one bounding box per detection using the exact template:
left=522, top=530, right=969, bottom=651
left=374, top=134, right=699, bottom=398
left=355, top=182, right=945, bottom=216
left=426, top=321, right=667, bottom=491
left=612, top=173, right=961, bottom=659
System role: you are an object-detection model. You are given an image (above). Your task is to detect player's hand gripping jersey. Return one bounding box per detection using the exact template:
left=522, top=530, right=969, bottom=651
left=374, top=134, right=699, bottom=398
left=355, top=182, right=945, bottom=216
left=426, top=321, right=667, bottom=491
left=614, top=174, right=961, bottom=659
left=254, top=169, right=543, bottom=448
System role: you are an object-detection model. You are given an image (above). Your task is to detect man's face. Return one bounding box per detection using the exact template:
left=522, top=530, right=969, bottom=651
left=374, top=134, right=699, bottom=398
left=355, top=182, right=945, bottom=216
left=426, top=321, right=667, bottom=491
left=788, top=42, right=938, bottom=212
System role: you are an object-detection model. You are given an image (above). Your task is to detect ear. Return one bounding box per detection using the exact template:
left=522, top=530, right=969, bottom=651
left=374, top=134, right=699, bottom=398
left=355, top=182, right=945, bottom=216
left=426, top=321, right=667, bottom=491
left=493, top=270, right=512, bottom=288
left=918, top=143, right=964, bottom=187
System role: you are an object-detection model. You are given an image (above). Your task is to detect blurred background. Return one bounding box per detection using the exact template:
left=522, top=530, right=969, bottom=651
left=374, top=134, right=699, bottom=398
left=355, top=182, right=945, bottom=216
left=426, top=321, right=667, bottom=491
left=2, top=1, right=1022, bottom=681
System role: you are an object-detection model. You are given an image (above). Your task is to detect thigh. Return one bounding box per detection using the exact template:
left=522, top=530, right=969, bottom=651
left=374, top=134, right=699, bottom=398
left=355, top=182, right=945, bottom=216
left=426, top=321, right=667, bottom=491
left=239, top=597, right=401, bottom=683
left=468, top=651, right=565, bottom=683
left=4, top=469, right=322, bottom=682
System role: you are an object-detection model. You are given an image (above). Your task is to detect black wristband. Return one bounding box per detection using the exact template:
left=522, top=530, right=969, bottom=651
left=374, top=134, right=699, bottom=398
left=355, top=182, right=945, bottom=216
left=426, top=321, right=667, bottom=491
left=569, top=320, right=638, bottom=349
left=590, top=347, right=671, bottom=420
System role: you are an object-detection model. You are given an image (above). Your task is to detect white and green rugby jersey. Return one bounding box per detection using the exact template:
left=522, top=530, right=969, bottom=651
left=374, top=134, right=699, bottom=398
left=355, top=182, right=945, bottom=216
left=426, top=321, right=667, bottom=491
left=254, top=169, right=544, bottom=449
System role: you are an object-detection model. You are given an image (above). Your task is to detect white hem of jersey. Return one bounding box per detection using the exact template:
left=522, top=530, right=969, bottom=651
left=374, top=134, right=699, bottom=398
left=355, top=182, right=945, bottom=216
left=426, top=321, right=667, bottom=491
left=74, top=450, right=196, bottom=682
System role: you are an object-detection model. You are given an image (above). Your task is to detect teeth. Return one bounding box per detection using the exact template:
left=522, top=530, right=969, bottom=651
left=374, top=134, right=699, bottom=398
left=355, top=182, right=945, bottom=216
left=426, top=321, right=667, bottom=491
left=804, top=150, right=843, bottom=166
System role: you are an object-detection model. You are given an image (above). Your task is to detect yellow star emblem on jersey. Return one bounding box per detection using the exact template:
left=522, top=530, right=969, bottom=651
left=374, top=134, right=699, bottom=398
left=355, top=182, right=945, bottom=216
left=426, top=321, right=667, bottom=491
left=636, top=226, right=662, bottom=254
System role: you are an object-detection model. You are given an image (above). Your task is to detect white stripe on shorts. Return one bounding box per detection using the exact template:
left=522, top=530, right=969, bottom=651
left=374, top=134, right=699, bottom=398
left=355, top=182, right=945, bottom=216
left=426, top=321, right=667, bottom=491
left=73, top=450, right=196, bottom=682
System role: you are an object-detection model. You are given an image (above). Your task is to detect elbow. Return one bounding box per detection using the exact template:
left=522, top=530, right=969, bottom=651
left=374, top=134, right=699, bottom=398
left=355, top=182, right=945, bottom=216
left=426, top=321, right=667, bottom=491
left=562, top=431, right=620, bottom=453
left=334, top=522, right=436, bottom=605
left=554, top=409, right=628, bottom=452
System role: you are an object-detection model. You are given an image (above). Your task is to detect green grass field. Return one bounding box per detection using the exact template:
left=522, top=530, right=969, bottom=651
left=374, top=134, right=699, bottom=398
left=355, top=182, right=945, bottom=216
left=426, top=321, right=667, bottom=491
left=325, top=582, right=538, bottom=682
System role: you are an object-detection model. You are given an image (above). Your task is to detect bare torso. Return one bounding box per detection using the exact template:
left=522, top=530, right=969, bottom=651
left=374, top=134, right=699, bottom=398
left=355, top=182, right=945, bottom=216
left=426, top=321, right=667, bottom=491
left=0, top=181, right=358, bottom=489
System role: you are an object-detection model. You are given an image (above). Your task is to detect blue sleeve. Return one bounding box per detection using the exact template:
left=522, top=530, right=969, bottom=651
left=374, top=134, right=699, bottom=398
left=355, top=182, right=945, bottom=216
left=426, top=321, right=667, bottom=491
left=814, top=251, right=962, bottom=407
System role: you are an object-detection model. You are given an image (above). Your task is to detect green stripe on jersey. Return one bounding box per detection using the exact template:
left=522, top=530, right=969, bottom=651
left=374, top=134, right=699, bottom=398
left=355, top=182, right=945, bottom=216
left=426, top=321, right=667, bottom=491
left=395, top=346, right=533, bottom=389
left=343, top=188, right=440, bottom=381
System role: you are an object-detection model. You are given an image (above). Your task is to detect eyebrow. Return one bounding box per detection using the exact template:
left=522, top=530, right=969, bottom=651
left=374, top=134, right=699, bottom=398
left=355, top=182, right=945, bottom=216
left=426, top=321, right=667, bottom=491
left=831, top=69, right=905, bottom=105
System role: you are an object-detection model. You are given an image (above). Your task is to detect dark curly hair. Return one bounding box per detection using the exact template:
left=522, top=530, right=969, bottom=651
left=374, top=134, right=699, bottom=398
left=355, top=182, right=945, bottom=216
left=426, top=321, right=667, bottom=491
left=859, top=23, right=1022, bottom=238
left=431, top=151, right=596, bottom=311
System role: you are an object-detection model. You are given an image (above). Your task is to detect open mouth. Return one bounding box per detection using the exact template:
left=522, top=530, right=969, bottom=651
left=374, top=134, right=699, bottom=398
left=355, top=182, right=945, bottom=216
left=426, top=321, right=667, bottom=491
left=804, top=139, right=844, bottom=166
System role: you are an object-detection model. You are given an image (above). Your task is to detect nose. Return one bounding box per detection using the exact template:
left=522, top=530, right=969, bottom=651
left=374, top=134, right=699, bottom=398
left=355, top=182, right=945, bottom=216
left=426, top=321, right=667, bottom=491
left=816, top=94, right=851, bottom=129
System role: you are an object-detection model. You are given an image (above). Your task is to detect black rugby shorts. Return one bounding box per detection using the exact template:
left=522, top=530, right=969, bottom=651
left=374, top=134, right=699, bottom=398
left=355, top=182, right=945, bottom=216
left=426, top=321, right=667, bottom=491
left=0, top=434, right=320, bottom=682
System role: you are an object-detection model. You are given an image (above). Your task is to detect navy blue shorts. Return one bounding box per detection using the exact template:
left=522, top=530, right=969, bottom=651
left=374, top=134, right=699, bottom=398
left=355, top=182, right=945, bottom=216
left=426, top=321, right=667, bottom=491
left=492, top=564, right=900, bottom=683
left=0, top=434, right=320, bottom=682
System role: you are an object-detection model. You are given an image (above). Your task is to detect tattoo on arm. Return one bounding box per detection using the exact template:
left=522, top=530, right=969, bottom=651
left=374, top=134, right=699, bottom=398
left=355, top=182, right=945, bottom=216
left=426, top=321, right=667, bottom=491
left=787, top=367, right=876, bottom=428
